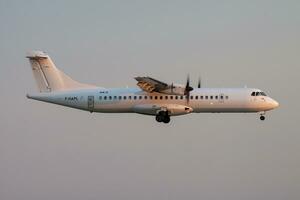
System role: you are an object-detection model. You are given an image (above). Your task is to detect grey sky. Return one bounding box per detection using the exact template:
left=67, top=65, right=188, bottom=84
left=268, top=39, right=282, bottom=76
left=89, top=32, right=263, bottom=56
left=0, top=0, right=299, bottom=200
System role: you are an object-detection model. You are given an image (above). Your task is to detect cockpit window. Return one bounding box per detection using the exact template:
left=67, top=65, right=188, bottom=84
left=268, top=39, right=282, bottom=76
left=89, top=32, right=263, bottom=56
left=251, top=91, right=267, bottom=96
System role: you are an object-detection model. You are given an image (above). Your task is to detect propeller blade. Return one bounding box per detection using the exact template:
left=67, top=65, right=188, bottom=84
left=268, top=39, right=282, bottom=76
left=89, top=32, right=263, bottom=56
left=197, top=77, right=201, bottom=88
left=185, top=75, right=193, bottom=103
left=184, top=75, right=190, bottom=93
left=186, top=90, right=190, bottom=103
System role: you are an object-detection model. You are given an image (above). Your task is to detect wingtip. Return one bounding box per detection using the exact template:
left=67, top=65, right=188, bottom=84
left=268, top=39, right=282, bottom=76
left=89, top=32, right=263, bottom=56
left=134, top=76, right=142, bottom=81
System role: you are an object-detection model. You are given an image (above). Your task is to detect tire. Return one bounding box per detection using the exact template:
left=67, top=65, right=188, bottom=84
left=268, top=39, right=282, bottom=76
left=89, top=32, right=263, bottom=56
left=260, top=115, right=265, bottom=121
left=163, top=116, right=170, bottom=123
left=156, top=115, right=163, bottom=122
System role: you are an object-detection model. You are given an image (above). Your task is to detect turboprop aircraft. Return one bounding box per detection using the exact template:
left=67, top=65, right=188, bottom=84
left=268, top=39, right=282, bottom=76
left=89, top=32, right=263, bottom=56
left=26, top=51, right=279, bottom=123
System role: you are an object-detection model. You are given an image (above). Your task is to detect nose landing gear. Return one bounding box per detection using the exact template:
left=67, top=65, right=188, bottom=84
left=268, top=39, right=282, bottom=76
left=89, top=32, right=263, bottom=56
left=259, top=112, right=266, bottom=121
left=155, top=111, right=170, bottom=123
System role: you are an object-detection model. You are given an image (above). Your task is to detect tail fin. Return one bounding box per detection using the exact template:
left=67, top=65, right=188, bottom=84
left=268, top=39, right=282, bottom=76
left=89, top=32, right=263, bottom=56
left=26, top=51, right=96, bottom=92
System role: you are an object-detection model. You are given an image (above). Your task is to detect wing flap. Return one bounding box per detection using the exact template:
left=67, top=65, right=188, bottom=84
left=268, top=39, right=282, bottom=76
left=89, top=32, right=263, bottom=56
left=135, top=76, right=168, bottom=93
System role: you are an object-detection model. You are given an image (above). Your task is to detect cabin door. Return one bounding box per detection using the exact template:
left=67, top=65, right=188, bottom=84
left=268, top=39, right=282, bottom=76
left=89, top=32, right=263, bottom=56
left=88, top=96, right=94, bottom=110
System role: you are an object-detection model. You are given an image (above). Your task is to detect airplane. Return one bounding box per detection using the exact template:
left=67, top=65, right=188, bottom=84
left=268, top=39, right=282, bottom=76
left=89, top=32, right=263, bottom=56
left=26, top=51, right=279, bottom=123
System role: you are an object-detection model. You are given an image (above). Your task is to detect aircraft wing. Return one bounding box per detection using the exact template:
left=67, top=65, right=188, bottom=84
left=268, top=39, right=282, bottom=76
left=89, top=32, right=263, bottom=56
left=135, top=76, right=169, bottom=93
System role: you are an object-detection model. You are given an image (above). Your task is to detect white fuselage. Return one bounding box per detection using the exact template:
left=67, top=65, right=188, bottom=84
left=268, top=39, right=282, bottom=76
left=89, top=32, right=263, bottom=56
left=27, top=87, right=279, bottom=116
left=25, top=51, right=279, bottom=123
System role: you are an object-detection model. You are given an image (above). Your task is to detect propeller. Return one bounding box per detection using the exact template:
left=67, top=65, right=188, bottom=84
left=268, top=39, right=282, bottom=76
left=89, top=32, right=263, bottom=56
left=197, top=77, right=201, bottom=88
left=184, top=75, right=193, bottom=103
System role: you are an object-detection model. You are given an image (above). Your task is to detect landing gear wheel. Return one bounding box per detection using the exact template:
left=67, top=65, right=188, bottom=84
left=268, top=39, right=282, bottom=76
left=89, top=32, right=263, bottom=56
left=156, top=115, right=163, bottom=122
left=163, top=116, right=170, bottom=123
left=260, top=115, right=265, bottom=121
left=156, top=111, right=170, bottom=123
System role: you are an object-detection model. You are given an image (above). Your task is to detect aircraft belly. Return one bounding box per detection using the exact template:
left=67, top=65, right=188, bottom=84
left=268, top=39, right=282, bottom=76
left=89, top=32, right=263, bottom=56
left=192, top=102, right=258, bottom=113
left=194, top=108, right=256, bottom=113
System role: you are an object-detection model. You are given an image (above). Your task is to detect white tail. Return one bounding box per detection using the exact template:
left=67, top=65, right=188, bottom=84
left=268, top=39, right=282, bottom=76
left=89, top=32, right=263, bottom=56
left=27, top=51, right=96, bottom=92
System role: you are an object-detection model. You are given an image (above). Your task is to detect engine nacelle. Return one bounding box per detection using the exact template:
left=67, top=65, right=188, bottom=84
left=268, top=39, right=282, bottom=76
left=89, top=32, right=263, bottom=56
left=159, top=84, right=186, bottom=95
left=165, top=104, right=193, bottom=116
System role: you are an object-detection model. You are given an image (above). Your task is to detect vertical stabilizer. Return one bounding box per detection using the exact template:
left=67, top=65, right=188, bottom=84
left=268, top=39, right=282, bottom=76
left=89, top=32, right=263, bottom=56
left=26, top=51, right=96, bottom=92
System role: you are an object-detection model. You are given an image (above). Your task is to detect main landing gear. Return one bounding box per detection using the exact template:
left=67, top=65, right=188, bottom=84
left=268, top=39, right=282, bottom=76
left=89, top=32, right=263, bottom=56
left=155, top=111, right=170, bottom=123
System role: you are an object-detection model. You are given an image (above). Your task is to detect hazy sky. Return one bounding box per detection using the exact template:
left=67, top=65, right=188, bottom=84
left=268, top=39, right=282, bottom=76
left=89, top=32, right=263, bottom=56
left=0, top=0, right=299, bottom=200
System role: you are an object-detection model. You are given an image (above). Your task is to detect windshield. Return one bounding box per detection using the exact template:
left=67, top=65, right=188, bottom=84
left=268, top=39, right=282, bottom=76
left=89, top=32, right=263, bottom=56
left=251, top=91, right=267, bottom=96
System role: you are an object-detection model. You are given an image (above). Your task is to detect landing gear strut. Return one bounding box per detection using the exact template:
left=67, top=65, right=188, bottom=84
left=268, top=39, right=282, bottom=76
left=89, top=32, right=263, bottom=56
left=156, top=111, right=170, bottom=123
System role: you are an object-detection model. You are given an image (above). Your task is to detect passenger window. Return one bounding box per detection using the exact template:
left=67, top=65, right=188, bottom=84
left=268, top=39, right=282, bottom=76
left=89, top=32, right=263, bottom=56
left=123, top=96, right=126, bottom=100
left=220, top=95, right=223, bottom=99
left=99, top=96, right=102, bottom=100
left=210, top=96, right=213, bottom=99
left=195, top=96, right=198, bottom=100
left=155, top=96, right=158, bottom=100
left=201, top=96, right=203, bottom=99
left=139, top=96, right=142, bottom=100
left=129, top=96, right=132, bottom=100
left=134, top=96, right=137, bottom=100
left=108, top=96, right=111, bottom=100
left=180, top=96, right=183, bottom=100
left=226, top=96, right=229, bottom=99
left=150, top=96, right=153, bottom=99
left=215, top=96, right=218, bottom=99
left=144, top=96, right=147, bottom=99
left=190, top=96, right=193, bottom=100
left=118, top=96, right=121, bottom=100
left=165, top=96, right=168, bottom=100
left=175, top=96, right=178, bottom=100
left=104, top=96, right=107, bottom=100
left=170, top=96, right=173, bottom=100
left=160, top=96, right=163, bottom=100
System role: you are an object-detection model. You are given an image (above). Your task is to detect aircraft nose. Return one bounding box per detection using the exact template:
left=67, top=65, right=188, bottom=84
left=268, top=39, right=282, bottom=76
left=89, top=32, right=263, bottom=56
left=271, top=99, right=279, bottom=108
